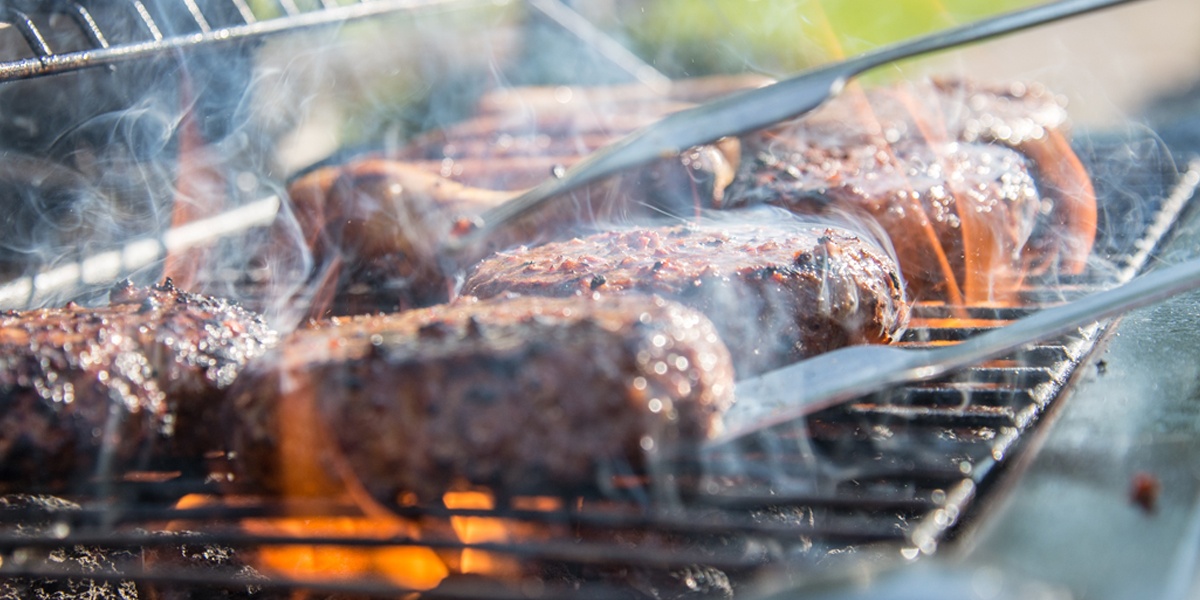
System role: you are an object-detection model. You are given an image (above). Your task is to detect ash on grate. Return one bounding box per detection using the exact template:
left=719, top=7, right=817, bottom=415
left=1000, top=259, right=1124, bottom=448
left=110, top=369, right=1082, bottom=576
left=0, top=494, right=279, bottom=600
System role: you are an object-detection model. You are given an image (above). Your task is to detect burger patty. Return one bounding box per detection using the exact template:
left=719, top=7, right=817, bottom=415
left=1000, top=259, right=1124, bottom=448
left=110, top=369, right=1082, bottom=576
left=0, top=279, right=278, bottom=491
left=460, top=220, right=909, bottom=376
left=226, top=294, right=736, bottom=501
left=724, top=78, right=1096, bottom=303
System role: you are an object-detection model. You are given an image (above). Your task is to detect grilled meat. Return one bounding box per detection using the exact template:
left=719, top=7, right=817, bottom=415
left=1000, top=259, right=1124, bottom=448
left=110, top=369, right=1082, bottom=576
left=461, top=219, right=908, bottom=376
left=0, top=280, right=278, bottom=491
left=724, top=78, right=1096, bottom=303
left=729, top=139, right=1041, bottom=303
left=226, top=294, right=735, bottom=501
left=280, top=151, right=740, bottom=317
left=271, top=77, right=757, bottom=319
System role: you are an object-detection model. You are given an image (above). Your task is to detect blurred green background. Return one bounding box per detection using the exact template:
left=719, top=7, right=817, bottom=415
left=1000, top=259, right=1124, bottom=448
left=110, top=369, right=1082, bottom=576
left=619, top=0, right=1038, bottom=76
left=251, top=0, right=1146, bottom=171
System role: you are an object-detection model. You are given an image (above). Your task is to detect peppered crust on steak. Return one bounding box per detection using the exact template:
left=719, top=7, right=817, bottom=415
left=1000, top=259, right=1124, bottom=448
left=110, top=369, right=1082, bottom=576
left=0, top=279, right=278, bottom=491
left=729, top=139, right=1042, bottom=304
left=461, top=220, right=909, bottom=376
left=226, top=294, right=735, bottom=501
left=724, top=78, right=1096, bottom=303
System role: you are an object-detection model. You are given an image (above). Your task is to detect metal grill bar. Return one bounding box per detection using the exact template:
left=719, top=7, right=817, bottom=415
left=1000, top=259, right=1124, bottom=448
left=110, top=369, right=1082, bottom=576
left=131, top=1, right=166, bottom=40
left=0, top=0, right=491, bottom=82
left=5, top=10, right=52, bottom=56
left=66, top=5, right=109, bottom=48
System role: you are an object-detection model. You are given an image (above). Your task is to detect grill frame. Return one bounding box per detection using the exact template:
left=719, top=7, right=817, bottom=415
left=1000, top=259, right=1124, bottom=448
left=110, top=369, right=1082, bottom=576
left=0, top=153, right=1194, bottom=598
left=0, top=0, right=495, bottom=82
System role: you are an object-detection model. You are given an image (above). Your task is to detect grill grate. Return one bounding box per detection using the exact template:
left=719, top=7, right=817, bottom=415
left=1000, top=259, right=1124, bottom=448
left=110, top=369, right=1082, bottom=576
left=0, top=142, right=1196, bottom=597
left=0, top=0, right=491, bottom=82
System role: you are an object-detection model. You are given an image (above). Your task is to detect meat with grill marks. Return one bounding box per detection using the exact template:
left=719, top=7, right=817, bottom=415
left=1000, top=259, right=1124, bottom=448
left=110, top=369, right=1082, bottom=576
left=226, top=294, right=735, bottom=501
left=461, top=219, right=909, bottom=376
left=723, top=78, right=1096, bottom=304
left=271, top=76, right=761, bottom=319
left=0, top=279, right=278, bottom=491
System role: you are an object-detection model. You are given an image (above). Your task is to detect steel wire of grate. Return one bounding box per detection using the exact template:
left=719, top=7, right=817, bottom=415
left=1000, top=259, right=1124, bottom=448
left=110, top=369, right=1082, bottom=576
left=0, top=0, right=494, bottom=82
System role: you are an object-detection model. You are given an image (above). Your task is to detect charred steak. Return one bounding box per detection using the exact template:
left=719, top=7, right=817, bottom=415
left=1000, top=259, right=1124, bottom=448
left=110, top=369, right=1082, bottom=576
left=460, top=219, right=909, bottom=376
left=0, top=279, right=278, bottom=491
left=724, top=78, right=1096, bottom=303
left=226, top=294, right=735, bottom=501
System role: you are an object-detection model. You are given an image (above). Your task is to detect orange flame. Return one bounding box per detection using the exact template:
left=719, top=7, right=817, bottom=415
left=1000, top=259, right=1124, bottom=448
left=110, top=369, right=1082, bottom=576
left=163, top=73, right=225, bottom=290
left=189, top=361, right=555, bottom=588
left=246, top=515, right=448, bottom=591
left=443, top=491, right=521, bottom=576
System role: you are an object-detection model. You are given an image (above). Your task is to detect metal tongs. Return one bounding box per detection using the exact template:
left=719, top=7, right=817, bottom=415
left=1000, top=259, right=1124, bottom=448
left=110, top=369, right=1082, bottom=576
left=713, top=257, right=1200, bottom=445
left=442, top=0, right=1146, bottom=257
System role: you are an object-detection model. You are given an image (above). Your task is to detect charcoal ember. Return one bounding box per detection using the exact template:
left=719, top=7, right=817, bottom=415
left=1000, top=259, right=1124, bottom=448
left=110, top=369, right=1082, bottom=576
left=138, top=533, right=281, bottom=600
left=633, top=565, right=734, bottom=599
left=541, top=563, right=732, bottom=600
left=0, top=280, right=278, bottom=492
left=0, top=494, right=282, bottom=600
left=461, top=219, right=908, bottom=376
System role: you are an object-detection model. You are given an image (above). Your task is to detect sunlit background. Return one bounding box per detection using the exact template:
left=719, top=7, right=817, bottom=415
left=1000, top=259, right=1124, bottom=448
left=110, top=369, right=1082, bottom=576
left=247, top=0, right=1200, bottom=174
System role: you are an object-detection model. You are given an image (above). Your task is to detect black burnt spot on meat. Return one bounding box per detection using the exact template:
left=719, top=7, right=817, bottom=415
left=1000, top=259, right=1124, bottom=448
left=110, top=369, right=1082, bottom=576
left=590, top=274, right=607, bottom=290
left=754, top=265, right=797, bottom=281
left=108, top=278, right=141, bottom=305
left=465, top=315, right=487, bottom=338
left=138, top=295, right=160, bottom=314
left=154, top=277, right=178, bottom=294
left=418, top=321, right=457, bottom=340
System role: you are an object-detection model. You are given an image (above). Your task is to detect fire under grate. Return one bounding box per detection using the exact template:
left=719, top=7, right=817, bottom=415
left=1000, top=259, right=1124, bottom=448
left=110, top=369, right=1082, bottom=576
left=0, top=135, right=1195, bottom=598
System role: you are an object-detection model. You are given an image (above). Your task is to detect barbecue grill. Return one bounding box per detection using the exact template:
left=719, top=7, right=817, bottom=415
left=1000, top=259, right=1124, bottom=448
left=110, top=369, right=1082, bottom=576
left=0, top=2, right=1199, bottom=599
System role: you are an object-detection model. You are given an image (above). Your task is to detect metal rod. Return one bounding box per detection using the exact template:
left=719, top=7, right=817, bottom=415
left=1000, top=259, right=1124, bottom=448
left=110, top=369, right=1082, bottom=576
left=0, top=0, right=490, bottom=83
left=67, top=4, right=110, bottom=49
left=130, top=0, right=165, bottom=41
left=6, top=10, right=53, bottom=56
left=183, top=0, right=214, bottom=33
left=228, top=0, right=258, bottom=24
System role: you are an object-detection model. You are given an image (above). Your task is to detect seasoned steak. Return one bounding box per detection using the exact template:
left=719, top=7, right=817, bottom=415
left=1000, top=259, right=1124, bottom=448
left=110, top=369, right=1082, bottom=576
left=730, top=139, right=1042, bottom=303
left=461, top=220, right=909, bottom=376
left=724, top=78, right=1096, bottom=303
left=0, top=279, right=278, bottom=491
left=226, top=295, right=735, bottom=501
left=269, top=77, right=760, bottom=319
